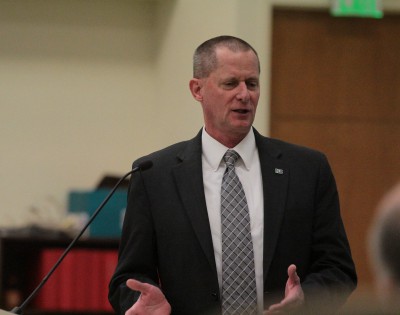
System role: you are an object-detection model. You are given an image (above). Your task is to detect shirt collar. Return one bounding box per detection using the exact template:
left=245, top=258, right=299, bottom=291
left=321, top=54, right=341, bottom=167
left=201, top=127, right=256, bottom=171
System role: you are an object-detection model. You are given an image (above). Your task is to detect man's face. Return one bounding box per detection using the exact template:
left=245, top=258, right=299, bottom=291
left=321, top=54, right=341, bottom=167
left=192, top=47, right=260, bottom=146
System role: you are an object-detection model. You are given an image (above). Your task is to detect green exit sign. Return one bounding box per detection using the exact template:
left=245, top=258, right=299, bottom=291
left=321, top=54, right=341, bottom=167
left=331, top=0, right=383, bottom=18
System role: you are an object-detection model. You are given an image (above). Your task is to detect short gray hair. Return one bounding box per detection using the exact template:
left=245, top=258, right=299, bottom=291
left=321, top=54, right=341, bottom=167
left=193, top=35, right=260, bottom=79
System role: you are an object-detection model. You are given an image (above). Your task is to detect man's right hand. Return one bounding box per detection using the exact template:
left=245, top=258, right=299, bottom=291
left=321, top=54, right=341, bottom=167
left=125, top=279, right=171, bottom=315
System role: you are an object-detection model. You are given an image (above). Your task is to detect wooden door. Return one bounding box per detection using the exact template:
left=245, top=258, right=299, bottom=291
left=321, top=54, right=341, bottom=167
left=270, top=8, right=400, bottom=294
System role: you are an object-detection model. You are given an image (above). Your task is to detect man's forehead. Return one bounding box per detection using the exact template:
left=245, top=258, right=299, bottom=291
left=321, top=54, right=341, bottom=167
left=214, top=47, right=259, bottom=72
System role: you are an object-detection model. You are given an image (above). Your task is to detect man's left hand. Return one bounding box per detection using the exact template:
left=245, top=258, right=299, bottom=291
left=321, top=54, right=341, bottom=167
left=264, top=264, right=305, bottom=314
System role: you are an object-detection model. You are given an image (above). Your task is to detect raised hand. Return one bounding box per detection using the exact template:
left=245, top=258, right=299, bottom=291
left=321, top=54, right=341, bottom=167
left=265, top=264, right=304, bottom=314
left=125, top=279, right=171, bottom=315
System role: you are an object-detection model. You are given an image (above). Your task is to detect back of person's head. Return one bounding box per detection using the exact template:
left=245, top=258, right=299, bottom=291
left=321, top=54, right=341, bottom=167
left=369, top=182, right=400, bottom=310
left=193, top=35, right=260, bottom=79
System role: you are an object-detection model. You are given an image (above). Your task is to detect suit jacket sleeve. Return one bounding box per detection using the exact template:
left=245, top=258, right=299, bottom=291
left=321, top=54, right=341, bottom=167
left=108, top=135, right=221, bottom=315
left=298, top=153, right=357, bottom=311
left=108, top=160, right=160, bottom=314
left=259, top=134, right=357, bottom=312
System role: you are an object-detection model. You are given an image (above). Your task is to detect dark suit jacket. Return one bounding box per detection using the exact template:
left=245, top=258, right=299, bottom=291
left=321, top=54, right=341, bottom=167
left=108, top=128, right=357, bottom=315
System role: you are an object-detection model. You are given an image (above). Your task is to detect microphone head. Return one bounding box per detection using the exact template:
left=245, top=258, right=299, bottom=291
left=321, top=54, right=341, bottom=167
left=137, top=160, right=153, bottom=171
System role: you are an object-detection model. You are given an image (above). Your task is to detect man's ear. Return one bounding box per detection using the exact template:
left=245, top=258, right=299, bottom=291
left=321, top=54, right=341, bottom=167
left=189, top=78, right=203, bottom=101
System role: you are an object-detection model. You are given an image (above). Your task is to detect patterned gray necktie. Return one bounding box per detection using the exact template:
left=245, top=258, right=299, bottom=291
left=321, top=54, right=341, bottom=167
left=221, top=149, right=257, bottom=315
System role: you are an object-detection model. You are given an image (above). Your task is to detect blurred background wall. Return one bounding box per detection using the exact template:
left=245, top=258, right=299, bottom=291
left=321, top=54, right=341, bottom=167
left=0, top=0, right=271, bottom=226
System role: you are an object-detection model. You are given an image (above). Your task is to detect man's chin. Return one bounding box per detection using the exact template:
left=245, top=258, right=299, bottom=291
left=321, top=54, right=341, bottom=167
left=232, top=122, right=253, bottom=133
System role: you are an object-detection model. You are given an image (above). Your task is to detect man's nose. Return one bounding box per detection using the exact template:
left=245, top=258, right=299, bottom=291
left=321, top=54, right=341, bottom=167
left=236, top=82, right=250, bottom=102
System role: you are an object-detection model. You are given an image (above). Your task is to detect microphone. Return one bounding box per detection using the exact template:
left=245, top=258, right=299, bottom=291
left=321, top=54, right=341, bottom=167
left=4, top=160, right=153, bottom=315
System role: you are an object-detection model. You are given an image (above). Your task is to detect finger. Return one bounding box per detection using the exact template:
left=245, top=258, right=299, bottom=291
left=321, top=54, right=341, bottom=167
left=287, top=264, right=296, bottom=277
left=264, top=305, right=285, bottom=314
left=126, top=279, right=149, bottom=293
left=267, top=303, right=282, bottom=312
left=287, top=264, right=300, bottom=284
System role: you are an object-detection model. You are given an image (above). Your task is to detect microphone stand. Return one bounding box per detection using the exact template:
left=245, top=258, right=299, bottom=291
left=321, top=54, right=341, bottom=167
left=6, top=161, right=151, bottom=314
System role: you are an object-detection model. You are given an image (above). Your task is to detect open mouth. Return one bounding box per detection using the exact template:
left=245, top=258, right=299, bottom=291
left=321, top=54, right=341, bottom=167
left=233, top=109, right=250, bottom=114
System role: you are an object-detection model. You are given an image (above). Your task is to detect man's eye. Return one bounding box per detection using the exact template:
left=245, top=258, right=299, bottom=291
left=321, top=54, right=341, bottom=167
left=246, top=81, right=259, bottom=90
left=223, top=82, right=237, bottom=89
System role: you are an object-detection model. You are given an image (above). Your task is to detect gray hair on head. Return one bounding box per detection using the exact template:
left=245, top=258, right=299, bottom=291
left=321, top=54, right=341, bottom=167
left=193, top=35, right=260, bottom=79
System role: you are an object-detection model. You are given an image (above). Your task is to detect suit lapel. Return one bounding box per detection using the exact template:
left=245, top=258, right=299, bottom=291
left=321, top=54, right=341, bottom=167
left=254, top=130, right=289, bottom=279
left=170, top=129, right=289, bottom=283
left=172, top=131, right=217, bottom=275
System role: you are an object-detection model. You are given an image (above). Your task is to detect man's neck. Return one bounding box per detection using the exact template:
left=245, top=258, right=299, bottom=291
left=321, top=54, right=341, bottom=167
left=204, top=128, right=251, bottom=148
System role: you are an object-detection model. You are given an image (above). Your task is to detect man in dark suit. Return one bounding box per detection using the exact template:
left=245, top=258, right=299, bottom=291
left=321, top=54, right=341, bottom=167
left=108, top=35, right=357, bottom=315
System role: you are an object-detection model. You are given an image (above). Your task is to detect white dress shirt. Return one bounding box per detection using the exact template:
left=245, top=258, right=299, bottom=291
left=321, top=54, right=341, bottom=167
left=201, top=127, right=264, bottom=314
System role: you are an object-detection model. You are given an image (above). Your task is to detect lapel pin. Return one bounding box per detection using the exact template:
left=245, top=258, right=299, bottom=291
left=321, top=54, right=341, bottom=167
left=274, top=168, right=284, bottom=175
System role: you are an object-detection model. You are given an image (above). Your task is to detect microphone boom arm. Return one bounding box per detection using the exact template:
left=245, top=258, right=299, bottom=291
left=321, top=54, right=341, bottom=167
left=10, top=161, right=151, bottom=314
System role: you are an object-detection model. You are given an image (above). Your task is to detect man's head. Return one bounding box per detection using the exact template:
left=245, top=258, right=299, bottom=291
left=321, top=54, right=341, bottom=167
left=192, top=35, right=260, bottom=79
left=189, top=36, right=260, bottom=148
left=369, top=182, right=400, bottom=308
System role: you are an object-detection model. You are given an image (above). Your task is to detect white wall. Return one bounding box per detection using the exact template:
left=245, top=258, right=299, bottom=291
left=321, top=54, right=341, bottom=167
left=0, top=1, right=159, bottom=226
left=0, top=0, right=270, bottom=227
left=1, top=0, right=399, bottom=227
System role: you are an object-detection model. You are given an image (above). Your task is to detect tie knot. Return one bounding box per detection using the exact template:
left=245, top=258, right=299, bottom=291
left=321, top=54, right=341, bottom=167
left=223, top=150, right=239, bottom=168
